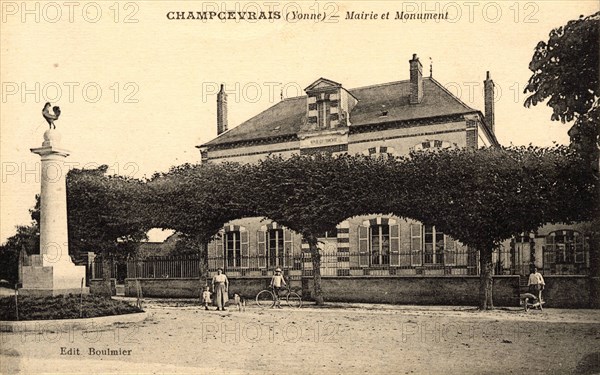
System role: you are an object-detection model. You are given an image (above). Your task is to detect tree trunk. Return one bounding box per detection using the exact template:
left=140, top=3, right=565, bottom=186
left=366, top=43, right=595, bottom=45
left=588, top=226, right=600, bottom=308
left=198, top=241, right=209, bottom=285
left=100, top=255, right=113, bottom=297
left=478, top=247, right=494, bottom=310
left=308, top=236, right=324, bottom=305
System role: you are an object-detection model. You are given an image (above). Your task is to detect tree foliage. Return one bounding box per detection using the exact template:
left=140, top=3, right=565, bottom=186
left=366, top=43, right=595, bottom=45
left=147, top=162, right=257, bottom=244
left=401, top=146, right=594, bottom=249
left=5, top=145, right=593, bottom=306
left=66, top=166, right=150, bottom=257
left=524, top=11, right=600, bottom=308
left=524, top=11, right=599, bottom=124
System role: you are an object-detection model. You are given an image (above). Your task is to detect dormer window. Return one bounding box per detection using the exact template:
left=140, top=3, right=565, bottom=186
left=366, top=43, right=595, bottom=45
left=303, top=78, right=358, bottom=132
left=317, top=94, right=332, bottom=129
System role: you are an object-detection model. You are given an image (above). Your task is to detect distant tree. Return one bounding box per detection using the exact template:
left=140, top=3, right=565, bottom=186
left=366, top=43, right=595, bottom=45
left=67, top=166, right=150, bottom=295
left=0, top=225, right=39, bottom=284
left=0, top=198, right=40, bottom=284
left=524, top=11, right=600, bottom=307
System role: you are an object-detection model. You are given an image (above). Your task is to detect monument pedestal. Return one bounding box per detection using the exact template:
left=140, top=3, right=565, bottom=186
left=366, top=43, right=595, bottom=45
left=20, top=256, right=88, bottom=296
left=20, top=128, right=89, bottom=296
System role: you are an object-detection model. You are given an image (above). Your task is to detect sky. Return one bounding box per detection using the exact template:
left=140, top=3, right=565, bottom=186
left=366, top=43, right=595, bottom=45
left=1, top=0, right=598, bottom=243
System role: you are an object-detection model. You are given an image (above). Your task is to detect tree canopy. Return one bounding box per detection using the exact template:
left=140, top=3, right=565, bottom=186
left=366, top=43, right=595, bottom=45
left=66, top=166, right=150, bottom=257
left=524, top=11, right=599, bottom=124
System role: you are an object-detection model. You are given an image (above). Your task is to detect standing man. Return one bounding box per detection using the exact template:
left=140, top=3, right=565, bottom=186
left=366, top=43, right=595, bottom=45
left=270, top=268, right=286, bottom=309
left=528, top=267, right=545, bottom=303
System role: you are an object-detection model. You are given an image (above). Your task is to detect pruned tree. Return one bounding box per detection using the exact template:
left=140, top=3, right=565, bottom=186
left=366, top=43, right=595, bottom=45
left=147, top=162, right=257, bottom=281
left=67, top=166, right=150, bottom=295
left=399, top=146, right=594, bottom=309
left=249, top=153, right=399, bottom=305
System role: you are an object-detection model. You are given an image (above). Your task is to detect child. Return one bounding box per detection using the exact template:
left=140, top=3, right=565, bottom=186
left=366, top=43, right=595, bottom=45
left=270, top=268, right=286, bottom=309
left=201, top=286, right=212, bottom=310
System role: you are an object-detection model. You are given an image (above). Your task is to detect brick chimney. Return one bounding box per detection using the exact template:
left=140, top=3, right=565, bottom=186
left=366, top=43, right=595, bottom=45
left=217, top=84, right=228, bottom=135
left=409, top=54, right=423, bottom=104
left=484, top=71, right=495, bottom=134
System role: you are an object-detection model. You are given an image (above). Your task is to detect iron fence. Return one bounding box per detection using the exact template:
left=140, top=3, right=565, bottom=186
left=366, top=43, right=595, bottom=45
left=90, top=246, right=590, bottom=280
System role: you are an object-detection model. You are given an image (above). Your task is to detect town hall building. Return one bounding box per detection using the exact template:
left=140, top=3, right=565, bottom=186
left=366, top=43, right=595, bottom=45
left=196, top=54, right=589, bottom=284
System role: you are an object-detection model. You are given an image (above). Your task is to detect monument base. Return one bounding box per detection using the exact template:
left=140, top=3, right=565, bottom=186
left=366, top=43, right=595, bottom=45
left=18, top=287, right=90, bottom=297
left=21, top=259, right=89, bottom=297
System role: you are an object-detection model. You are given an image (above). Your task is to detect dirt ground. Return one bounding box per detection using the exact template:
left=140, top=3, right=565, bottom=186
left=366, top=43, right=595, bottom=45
left=1, top=299, right=599, bottom=374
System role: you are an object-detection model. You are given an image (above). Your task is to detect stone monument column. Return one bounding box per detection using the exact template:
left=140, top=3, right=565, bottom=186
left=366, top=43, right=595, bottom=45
left=32, top=129, right=71, bottom=266
left=20, top=128, right=88, bottom=296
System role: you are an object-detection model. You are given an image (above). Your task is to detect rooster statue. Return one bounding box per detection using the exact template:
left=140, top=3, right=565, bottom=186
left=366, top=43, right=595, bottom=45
left=42, top=102, right=61, bottom=129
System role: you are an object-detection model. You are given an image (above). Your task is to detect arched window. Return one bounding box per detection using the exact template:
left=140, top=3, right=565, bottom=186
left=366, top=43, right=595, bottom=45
left=361, top=145, right=398, bottom=159
left=410, top=139, right=456, bottom=152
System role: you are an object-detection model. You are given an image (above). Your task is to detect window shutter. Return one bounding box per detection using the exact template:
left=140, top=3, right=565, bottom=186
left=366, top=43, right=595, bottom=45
left=284, top=229, right=293, bottom=267
left=390, top=224, right=400, bottom=266
left=215, top=233, right=225, bottom=270
left=544, top=235, right=555, bottom=268
left=410, top=223, right=422, bottom=266
left=207, top=237, right=216, bottom=270
left=445, top=236, right=456, bottom=266
left=240, top=230, right=249, bottom=268
left=400, top=222, right=411, bottom=266
left=257, top=230, right=266, bottom=268
left=358, top=225, right=369, bottom=267
left=574, top=234, right=585, bottom=263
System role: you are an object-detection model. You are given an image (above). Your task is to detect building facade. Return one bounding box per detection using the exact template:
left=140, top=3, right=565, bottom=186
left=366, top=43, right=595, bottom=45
left=197, top=54, right=589, bottom=279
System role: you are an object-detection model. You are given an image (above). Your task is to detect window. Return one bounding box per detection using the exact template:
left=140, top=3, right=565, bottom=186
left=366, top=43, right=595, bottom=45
left=411, top=139, right=455, bottom=152
left=317, top=94, right=331, bottom=129
left=225, top=231, right=241, bottom=268
left=424, top=225, right=444, bottom=264
left=362, top=146, right=397, bottom=160
left=546, top=230, right=585, bottom=264
left=209, top=226, right=249, bottom=270
left=267, top=229, right=285, bottom=268
left=371, top=225, right=390, bottom=265
left=358, top=219, right=400, bottom=267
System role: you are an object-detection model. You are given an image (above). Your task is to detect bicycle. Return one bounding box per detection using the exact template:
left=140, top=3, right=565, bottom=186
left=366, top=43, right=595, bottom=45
left=255, top=285, right=302, bottom=308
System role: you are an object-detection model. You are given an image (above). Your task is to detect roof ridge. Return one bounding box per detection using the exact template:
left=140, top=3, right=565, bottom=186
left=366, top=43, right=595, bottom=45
left=348, top=79, right=410, bottom=92
left=428, top=77, right=475, bottom=112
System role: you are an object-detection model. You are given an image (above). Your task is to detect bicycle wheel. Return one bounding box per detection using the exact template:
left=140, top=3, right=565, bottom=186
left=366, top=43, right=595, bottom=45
left=256, top=290, right=275, bottom=308
left=286, top=292, right=302, bottom=308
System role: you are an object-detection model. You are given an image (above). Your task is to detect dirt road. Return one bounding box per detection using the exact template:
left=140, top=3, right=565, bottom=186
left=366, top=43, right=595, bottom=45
left=2, top=300, right=599, bottom=374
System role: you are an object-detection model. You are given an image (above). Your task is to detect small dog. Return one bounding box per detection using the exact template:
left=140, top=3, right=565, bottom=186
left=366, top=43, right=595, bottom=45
left=233, top=294, right=246, bottom=312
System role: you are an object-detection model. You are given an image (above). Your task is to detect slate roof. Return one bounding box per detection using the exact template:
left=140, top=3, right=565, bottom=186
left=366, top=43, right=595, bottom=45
left=201, top=77, right=490, bottom=148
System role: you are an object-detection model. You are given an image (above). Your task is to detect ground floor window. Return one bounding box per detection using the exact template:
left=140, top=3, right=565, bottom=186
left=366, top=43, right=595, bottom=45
left=424, top=225, right=444, bottom=264
left=267, top=229, right=285, bottom=268
left=371, top=224, right=390, bottom=265
left=225, top=231, right=241, bottom=268
left=546, top=230, right=585, bottom=264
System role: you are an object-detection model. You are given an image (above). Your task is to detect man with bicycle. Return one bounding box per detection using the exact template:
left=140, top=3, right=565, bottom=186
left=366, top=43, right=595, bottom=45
left=270, top=267, right=286, bottom=309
